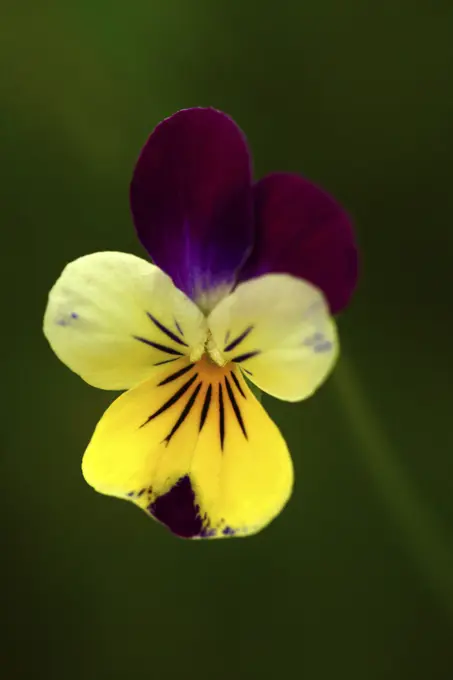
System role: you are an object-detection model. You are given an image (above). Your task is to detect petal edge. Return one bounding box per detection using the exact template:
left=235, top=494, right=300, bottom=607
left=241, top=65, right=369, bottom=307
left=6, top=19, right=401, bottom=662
left=82, top=357, right=293, bottom=538
left=43, top=252, right=206, bottom=390
left=239, top=172, right=358, bottom=314
left=130, top=108, right=255, bottom=307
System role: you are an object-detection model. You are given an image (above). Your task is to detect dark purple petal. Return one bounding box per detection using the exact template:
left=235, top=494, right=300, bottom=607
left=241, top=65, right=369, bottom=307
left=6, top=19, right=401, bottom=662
left=130, top=108, right=254, bottom=301
left=238, top=173, right=358, bottom=314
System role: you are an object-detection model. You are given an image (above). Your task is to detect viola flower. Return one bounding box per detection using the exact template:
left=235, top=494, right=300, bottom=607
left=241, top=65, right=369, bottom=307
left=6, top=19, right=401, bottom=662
left=44, top=108, right=357, bottom=540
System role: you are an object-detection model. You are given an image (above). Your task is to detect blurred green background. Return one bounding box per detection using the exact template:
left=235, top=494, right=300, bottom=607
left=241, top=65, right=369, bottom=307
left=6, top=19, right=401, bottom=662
left=2, top=1, right=453, bottom=678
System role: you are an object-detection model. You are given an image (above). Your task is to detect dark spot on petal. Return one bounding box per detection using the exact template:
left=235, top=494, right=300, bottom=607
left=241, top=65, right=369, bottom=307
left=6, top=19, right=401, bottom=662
left=303, top=332, right=325, bottom=347
left=202, top=528, right=217, bottom=538
left=148, top=475, right=203, bottom=538
left=314, top=341, right=333, bottom=353
left=222, top=526, right=235, bottom=536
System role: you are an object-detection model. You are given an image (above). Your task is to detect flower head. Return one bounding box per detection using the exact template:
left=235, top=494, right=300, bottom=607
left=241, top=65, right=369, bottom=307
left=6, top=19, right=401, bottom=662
left=44, top=108, right=357, bottom=539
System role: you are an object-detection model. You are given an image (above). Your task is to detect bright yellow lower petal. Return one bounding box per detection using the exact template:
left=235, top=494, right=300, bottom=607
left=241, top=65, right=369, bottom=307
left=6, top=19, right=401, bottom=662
left=44, top=251, right=207, bottom=390
left=207, top=273, right=339, bottom=401
left=82, top=356, right=293, bottom=539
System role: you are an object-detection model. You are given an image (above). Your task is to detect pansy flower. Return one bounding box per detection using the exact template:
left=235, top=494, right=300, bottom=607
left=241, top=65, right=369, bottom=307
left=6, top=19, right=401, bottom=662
left=44, top=108, right=357, bottom=539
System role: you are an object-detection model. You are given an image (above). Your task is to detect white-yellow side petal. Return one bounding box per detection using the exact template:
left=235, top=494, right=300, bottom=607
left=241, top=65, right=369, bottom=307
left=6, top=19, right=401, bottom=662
left=43, top=252, right=207, bottom=389
left=207, top=273, right=338, bottom=401
left=82, top=356, right=293, bottom=539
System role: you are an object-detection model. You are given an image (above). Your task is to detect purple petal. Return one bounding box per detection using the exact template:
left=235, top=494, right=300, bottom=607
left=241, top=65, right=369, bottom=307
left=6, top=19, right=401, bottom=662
left=130, top=108, right=254, bottom=302
left=238, top=173, right=358, bottom=314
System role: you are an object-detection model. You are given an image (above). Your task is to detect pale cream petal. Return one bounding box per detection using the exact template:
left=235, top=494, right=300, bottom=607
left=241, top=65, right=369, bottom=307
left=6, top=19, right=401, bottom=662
left=208, top=273, right=338, bottom=401
left=44, top=251, right=207, bottom=389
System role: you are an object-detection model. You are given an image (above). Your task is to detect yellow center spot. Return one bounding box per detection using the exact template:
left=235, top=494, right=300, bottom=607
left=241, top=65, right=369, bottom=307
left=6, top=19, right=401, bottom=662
left=195, top=352, right=231, bottom=378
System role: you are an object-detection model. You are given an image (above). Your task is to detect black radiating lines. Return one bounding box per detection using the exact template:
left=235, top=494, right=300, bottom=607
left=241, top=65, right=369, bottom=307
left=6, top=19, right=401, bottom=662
left=134, top=336, right=184, bottom=356
left=231, top=371, right=246, bottom=398
left=218, top=384, right=225, bottom=450
left=139, top=374, right=198, bottom=428
left=147, top=313, right=188, bottom=347
left=224, top=326, right=253, bottom=353
left=232, top=350, right=261, bottom=363
left=225, top=326, right=261, bottom=366
left=157, top=363, right=195, bottom=386
left=224, top=375, right=247, bottom=439
left=199, top=385, right=212, bottom=433
left=154, top=358, right=180, bottom=366
left=133, top=312, right=188, bottom=359
left=140, top=369, right=248, bottom=450
left=164, top=383, right=202, bottom=445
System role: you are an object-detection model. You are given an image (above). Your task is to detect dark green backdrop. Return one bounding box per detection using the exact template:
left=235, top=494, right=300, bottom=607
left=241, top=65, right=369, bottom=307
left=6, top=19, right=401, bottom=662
left=2, top=1, right=453, bottom=678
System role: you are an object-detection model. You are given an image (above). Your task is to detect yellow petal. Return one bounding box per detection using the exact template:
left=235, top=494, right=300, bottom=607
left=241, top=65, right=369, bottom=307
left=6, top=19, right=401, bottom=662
left=82, top=356, right=293, bottom=539
left=43, top=252, right=207, bottom=389
left=207, top=273, right=338, bottom=401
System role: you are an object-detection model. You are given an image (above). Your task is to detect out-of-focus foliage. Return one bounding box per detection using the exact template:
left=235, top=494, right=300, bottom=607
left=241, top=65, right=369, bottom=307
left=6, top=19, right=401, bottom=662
left=2, top=1, right=453, bottom=678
